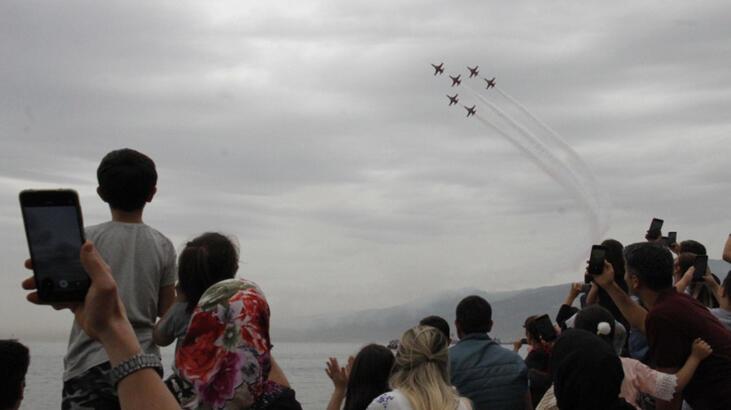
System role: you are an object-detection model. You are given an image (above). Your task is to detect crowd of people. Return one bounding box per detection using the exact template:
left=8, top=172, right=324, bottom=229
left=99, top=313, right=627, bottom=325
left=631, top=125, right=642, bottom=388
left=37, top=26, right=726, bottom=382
left=3, top=148, right=731, bottom=410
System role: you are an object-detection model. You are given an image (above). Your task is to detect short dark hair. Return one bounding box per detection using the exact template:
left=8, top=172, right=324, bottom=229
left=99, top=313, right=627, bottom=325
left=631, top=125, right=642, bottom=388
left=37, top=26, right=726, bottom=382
left=456, top=295, right=492, bottom=334
left=0, top=340, right=30, bottom=409
left=97, top=148, right=157, bottom=212
left=419, top=315, right=451, bottom=341
left=624, top=242, right=674, bottom=291
left=680, top=240, right=707, bottom=256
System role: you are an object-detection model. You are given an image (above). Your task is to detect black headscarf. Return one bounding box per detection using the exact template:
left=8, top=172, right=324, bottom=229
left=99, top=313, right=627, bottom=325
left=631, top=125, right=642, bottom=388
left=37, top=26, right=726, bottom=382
left=550, top=329, right=634, bottom=410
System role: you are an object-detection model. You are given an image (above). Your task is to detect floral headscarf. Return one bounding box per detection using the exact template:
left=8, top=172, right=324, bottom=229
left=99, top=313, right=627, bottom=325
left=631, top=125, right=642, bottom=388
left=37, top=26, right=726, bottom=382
left=176, top=278, right=284, bottom=409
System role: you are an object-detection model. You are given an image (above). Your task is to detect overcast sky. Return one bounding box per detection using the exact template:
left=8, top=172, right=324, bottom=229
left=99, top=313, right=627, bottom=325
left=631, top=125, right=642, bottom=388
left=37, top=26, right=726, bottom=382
left=2, top=0, right=730, bottom=339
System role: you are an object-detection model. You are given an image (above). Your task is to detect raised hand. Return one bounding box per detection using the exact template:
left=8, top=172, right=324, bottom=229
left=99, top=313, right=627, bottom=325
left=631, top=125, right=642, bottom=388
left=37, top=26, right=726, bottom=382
left=325, top=357, right=349, bottom=391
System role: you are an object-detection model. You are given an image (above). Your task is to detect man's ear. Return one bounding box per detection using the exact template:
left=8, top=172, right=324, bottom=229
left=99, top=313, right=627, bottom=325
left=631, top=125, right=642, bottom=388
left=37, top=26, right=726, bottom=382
left=96, top=186, right=105, bottom=201
left=146, top=186, right=157, bottom=203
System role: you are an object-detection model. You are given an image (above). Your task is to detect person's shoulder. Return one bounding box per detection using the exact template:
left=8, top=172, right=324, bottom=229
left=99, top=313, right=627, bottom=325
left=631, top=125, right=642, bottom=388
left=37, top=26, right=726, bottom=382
left=84, top=221, right=113, bottom=236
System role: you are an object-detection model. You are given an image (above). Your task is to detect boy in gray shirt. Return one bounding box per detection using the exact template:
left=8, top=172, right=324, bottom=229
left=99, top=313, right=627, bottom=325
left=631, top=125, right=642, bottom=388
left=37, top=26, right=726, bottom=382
left=62, top=149, right=176, bottom=409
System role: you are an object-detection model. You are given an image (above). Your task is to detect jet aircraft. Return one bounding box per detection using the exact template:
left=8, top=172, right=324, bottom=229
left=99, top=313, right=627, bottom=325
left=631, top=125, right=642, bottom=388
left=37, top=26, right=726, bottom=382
left=447, top=94, right=459, bottom=106
left=464, top=105, right=476, bottom=117
left=484, top=77, right=496, bottom=89
left=449, top=75, right=462, bottom=87
left=431, top=63, right=444, bottom=75
left=467, top=66, right=479, bottom=78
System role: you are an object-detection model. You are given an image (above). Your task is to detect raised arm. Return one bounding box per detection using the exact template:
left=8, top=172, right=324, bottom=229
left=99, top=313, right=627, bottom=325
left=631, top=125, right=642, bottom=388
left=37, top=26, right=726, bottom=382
left=674, top=267, right=695, bottom=294
left=585, top=283, right=599, bottom=305
left=593, top=261, right=648, bottom=334
left=23, top=242, right=181, bottom=410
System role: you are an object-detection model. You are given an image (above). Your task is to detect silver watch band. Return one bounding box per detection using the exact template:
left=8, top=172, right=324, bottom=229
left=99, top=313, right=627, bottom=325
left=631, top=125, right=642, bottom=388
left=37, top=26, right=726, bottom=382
left=109, top=353, right=163, bottom=387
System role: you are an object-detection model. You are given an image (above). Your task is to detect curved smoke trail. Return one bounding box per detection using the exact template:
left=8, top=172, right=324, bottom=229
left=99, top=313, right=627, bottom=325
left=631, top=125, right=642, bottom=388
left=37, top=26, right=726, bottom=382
left=464, top=85, right=606, bottom=241
left=493, top=86, right=610, bottom=233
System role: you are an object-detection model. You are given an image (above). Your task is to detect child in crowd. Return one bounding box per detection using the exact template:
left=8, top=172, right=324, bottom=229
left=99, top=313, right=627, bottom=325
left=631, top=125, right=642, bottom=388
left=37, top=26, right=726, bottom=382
left=153, top=232, right=239, bottom=400
left=575, top=306, right=711, bottom=409
left=62, top=149, right=177, bottom=409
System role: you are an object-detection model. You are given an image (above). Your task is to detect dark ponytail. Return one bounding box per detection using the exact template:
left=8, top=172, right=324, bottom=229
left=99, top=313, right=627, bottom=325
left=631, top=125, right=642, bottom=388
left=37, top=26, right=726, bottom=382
left=178, top=233, right=239, bottom=313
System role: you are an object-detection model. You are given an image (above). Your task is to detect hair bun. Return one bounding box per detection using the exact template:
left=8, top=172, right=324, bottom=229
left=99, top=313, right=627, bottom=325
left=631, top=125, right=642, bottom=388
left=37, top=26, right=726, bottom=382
left=597, top=322, right=611, bottom=336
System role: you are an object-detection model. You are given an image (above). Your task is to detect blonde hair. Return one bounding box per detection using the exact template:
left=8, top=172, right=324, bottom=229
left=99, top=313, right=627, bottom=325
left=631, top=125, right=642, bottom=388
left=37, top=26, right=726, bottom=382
left=390, top=326, right=462, bottom=410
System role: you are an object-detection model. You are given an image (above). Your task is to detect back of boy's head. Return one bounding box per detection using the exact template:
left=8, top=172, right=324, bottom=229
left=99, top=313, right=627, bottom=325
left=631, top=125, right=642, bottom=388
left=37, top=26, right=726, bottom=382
left=623, top=242, right=674, bottom=291
left=419, top=315, right=451, bottom=342
left=456, top=295, right=492, bottom=335
left=679, top=240, right=707, bottom=256
left=0, top=340, right=30, bottom=410
left=179, top=232, right=239, bottom=313
left=97, top=148, right=157, bottom=212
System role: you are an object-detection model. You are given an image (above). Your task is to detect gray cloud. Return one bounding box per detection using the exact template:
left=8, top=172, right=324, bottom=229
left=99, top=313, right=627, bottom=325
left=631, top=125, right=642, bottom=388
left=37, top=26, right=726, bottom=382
left=2, top=0, right=731, bottom=338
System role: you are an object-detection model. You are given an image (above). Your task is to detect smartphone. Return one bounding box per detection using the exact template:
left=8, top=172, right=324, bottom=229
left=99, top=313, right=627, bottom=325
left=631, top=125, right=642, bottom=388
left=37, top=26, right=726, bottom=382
left=693, top=255, right=708, bottom=282
left=668, top=231, right=677, bottom=245
left=520, top=338, right=528, bottom=345
left=649, top=218, right=664, bottom=232
left=587, top=245, right=606, bottom=276
left=532, top=314, right=557, bottom=342
left=19, top=189, right=89, bottom=302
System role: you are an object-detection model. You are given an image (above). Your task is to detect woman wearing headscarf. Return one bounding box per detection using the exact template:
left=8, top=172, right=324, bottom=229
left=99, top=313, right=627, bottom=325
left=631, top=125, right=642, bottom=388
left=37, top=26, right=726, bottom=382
left=175, top=278, right=302, bottom=410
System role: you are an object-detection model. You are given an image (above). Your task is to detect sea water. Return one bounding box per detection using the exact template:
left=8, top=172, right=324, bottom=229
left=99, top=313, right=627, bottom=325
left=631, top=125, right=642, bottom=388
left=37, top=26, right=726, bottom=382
left=22, top=340, right=363, bottom=409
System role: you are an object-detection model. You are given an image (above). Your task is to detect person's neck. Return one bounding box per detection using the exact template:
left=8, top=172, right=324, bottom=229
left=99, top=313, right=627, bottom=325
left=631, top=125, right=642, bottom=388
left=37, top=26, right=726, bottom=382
left=720, top=298, right=731, bottom=311
left=639, top=289, right=662, bottom=310
left=110, top=208, right=144, bottom=223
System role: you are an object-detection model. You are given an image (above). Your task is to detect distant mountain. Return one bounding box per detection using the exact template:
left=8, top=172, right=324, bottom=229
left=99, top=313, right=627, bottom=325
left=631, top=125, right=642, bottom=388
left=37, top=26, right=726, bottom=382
left=273, top=283, right=571, bottom=343
left=273, top=259, right=731, bottom=343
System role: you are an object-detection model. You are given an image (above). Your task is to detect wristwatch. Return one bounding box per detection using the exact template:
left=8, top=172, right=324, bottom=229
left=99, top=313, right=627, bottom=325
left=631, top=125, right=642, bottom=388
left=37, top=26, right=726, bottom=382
left=109, top=353, right=163, bottom=387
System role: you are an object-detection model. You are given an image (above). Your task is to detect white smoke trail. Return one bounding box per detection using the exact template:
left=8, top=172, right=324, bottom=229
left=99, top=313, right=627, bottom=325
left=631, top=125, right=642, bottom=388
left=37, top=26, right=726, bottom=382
left=493, top=86, right=610, bottom=232
left=465, top=85, right=604, bottom=241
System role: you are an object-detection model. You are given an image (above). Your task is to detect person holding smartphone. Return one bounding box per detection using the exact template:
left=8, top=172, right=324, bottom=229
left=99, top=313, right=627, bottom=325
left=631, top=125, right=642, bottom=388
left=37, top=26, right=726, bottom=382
left=592, top=242, right=731, bottom=410
left=22, top=242, right=180, bottom=410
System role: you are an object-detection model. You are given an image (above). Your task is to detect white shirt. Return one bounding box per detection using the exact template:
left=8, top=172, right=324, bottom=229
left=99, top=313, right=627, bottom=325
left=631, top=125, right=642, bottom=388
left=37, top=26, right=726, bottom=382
left=367, top=389, right=472, bottom=410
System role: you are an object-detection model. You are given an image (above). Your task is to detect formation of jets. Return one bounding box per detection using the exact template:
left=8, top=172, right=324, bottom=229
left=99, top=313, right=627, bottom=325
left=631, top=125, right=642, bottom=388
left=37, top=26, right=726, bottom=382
left=431, top=63, right=495, bottom=119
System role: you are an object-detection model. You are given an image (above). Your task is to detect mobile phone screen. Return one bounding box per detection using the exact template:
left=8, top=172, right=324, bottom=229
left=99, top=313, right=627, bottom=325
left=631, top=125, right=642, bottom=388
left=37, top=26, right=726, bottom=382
left=588, top=245, right=606, bottom=275
left=21, top=192, right=88, bottom=301
left=693, top=255, right=708, bottom=281
left=668, top=231, right=677, bottom=244
left=649, top=218, right=664, bottom=232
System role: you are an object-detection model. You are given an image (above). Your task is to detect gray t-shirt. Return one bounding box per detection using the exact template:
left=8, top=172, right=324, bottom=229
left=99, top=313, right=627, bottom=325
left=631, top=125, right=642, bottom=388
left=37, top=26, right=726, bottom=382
left=156, top=301, right=192, bottom=354
left=63, top=221, right=176, bottom=381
